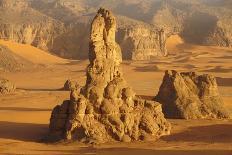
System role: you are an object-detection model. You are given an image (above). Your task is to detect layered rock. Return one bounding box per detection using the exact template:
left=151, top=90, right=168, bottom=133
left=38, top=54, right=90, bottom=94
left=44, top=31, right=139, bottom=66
left=1, top=0, right=232, bottom=60
left=0, top=0, right=28, bottom=9
left=155, top=70, right=230, bottom=119
left=48, top=8, right=171, bottom=143
left=0, top=78, right=16, bottom=94
left=0, top=0, right=66, bottom=52
left=117, top=25, right=167, bottom=60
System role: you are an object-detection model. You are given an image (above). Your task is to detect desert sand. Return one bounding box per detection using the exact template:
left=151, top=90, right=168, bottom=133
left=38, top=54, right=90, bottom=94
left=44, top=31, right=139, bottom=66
left=0, top=36, right=232, bottom=154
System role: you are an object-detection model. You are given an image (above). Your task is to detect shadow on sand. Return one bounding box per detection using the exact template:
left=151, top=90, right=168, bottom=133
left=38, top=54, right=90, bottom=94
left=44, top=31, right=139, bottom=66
left=17, top=88, right=62, bottom=92
left=134, top=65, right=161, bottom=72
left=216, top=77, right=232, bottom=87
left=0, top=121, right=48, bottom=142
left=161, top=124, right=232, bottom=143
left=35, top=148, right=232, bottom=155
left=202, top=66, right=232, bottom=73
left=0, top=107, right=51, bottom=111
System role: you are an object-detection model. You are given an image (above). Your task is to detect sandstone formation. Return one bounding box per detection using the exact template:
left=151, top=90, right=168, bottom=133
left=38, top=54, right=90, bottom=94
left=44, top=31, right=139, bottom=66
left=155, top=70, right=230, bottom=119
left=0, top=0, right=28, bottom=9
left=1, top=0, right=231, bottom=60
left=117, top=25, right=168, bottom=60
left=0, top=0, right=169, bottom=60
left=48, top=8, right=171, bottom=143
left=0, top=0, right=65, bottom=52
left=0, top=78, right=15, bottom=94
left=63, top=79, right=80, bottom=91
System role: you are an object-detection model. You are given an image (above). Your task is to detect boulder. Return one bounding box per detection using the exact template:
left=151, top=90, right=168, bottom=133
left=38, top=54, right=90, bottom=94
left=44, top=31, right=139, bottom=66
left=0, top=78, right=16, bottom=94
left=155, top=70, right=230, bottom=119
left=63, top=79, right=80, bottom=91
left=48, top=8, right=171, bottom=143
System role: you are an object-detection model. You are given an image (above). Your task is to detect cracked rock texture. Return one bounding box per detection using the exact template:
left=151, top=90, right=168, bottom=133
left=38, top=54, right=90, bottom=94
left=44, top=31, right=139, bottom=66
left=155, top=70, right=230, bottom=119
left=48, top=8, right=171, bottom=143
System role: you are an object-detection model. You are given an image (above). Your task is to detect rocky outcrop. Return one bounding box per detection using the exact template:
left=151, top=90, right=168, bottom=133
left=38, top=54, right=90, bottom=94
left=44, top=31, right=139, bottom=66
left=155, top=70, right=230, bottom=119
left=0, top=78, right=15, bottom=94
left=48, top=8, right=171, bottom=143
left=0, top=0, right=66, bottom=52
left=0, top=0, right=28, bottom=9
left=0, top=23, right=65, bottom=51
left=117, top=25, right=167, bottom=60
left=1, top=0, right=231, bottom=60
left=63, top=79, right=80, bottom=91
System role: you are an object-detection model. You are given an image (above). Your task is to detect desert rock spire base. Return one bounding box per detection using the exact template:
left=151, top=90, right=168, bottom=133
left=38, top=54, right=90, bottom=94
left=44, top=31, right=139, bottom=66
left=48, top=8, right=171, bottom=143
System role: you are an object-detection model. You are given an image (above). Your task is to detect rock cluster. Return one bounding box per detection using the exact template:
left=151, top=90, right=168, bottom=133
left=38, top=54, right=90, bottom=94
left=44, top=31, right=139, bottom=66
left=155, top=70, right=230, bottom=119
left=48, top=8, right=171, bottom=143
left=0, top=78, right=16, bottom=94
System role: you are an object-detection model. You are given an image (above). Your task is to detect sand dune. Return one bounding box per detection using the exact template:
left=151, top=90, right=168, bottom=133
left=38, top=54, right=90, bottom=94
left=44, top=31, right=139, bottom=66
left=0, top=40, right=68, bottom=64
left=166, top=35, right=184, bottom=54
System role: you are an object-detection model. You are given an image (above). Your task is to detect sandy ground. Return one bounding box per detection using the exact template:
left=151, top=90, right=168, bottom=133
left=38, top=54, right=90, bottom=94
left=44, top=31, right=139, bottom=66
left=0, top=37, right=232, bottom=155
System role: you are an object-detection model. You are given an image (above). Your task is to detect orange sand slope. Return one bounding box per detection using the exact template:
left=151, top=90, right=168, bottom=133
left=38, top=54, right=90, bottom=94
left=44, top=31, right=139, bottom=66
left=166, top=35, right=184, bottom=53
left=166, top=35, right=232, bottom=55
left=0, top=40, right=68, bottom=64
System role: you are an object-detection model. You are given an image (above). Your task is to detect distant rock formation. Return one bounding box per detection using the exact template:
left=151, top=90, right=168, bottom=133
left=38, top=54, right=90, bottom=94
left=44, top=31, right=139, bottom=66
left=63, top=79, right=80, bottom=91
left=0, top=0, right=65, bottom=52
left=0, top=0, right=169, bottom=60
left=48, top=8, right=171, bottom=143
left=0, top=0, right=28, bottom=8
left=0, top=78, right=15, bottom=94
left=155, top=70, right=230, bottom=119
left=1, top=0, right=232, bottom=60
left=117, top=25, right=168, bottom=60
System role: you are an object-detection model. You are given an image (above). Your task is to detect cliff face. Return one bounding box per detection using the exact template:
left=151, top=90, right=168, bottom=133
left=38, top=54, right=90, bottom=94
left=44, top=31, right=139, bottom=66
left=0, top=0, right=66, bottom=52
left=162, top=0, right=232, bottom=48
left=117, top=26, right=167, bottom=60
left=3, top=0, right=168, bottom=60
left=0, top=0, right=28, bottom=8
left=0, top=0, right=231, bottom=60
left=0, top=23, right=65, bottom=51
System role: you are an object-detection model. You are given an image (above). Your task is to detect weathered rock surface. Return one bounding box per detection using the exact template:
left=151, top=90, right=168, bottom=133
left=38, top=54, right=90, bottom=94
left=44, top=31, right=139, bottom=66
left=0, top=0, right=169, bottom=60
left=63, top=79, right=80, bottom=91
left=1, top=0, right=231, bottom=60
left=0, top=78, right=15, bottom=94
left=117, top=25, right=167, bottom=60
left=48, top=8, right=171, bottom=143
left=155, top=70, right=230, bottom=119
left=0, top=0, right=66, bottom=52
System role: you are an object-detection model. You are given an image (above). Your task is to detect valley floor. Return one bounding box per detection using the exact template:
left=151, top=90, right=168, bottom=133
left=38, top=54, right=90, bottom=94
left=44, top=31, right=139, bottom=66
left=0, top=41, right=232, bottom=154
